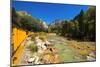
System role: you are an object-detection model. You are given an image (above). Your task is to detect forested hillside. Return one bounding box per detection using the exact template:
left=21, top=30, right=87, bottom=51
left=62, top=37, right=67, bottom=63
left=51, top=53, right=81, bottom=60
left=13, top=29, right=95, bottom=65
left=48, top=6, right=96, bottom=41
left=12, top=7, right=48, bottom=32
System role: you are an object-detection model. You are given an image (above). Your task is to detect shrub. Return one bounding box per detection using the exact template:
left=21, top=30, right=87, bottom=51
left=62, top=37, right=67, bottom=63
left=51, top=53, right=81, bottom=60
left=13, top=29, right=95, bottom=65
left=27, top=44, right=38, bottom=53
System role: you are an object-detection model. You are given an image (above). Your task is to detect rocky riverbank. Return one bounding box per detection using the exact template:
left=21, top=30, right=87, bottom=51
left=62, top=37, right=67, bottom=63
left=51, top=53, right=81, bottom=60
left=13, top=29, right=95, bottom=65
left=18, top=33, right=96, bottom=65
left=18, top=34, right=60, bottom=65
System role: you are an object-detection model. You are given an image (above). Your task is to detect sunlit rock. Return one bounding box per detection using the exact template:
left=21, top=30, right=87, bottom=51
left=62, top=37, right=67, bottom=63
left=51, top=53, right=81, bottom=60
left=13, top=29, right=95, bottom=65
left=86, top=56, right=95, bottom=61
left=27, top=57, right=35, bottom=63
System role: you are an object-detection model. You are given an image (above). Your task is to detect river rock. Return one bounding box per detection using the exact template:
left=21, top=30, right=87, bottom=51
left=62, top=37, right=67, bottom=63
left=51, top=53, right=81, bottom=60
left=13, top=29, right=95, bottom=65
left=27, top=57, right=35, bottom=63
left=86, top=56, right=95, bottom=61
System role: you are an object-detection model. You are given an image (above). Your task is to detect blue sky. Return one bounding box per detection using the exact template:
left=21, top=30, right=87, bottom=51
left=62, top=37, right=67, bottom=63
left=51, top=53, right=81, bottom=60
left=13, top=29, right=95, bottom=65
left=12, top=1, right=89, bottom=24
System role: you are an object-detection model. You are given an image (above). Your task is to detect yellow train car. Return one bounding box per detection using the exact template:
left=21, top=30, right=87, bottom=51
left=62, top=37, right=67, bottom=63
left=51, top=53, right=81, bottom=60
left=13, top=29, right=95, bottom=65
left=11, top=27, right=28, bottom=65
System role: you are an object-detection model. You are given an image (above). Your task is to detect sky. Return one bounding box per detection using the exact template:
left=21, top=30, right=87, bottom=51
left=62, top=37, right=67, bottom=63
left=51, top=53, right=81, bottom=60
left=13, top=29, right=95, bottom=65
left=12, top=1, right=89, bottom=24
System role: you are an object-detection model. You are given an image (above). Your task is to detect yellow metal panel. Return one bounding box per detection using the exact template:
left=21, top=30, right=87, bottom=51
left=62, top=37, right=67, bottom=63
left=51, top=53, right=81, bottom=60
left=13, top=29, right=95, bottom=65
left=11, top=28, right=28, bottom=65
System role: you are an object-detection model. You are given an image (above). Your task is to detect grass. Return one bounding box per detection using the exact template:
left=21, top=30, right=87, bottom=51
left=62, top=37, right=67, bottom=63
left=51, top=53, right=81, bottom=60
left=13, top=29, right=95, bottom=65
left=39, top=36, right=47, bottom=41
left=54, top=44, right=75, bottom=62
left=26, top=44, right=38, bottom=53
left=39, top=32, right=47, bottom=41
left=31, top=33, right=39, bottom=41
left=67, top=41, right=96, bottom=59
left=30, top=32, right=47, bottom=41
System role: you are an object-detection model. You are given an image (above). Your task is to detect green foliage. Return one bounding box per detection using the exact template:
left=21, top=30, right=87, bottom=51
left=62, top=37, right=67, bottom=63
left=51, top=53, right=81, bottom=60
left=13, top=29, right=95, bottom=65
left=38, top=32, right=47, bottom=41
left=49, top=6, right=96, bottom=41
left=12, top=7, right=48, bottom=32
left=31, top=33, right=39, bottom=41
left=27, top=44, right=38, bottom=53
left=12, top=7, right=19, bottom=28
left=30, top=32, right=47, bottom=41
